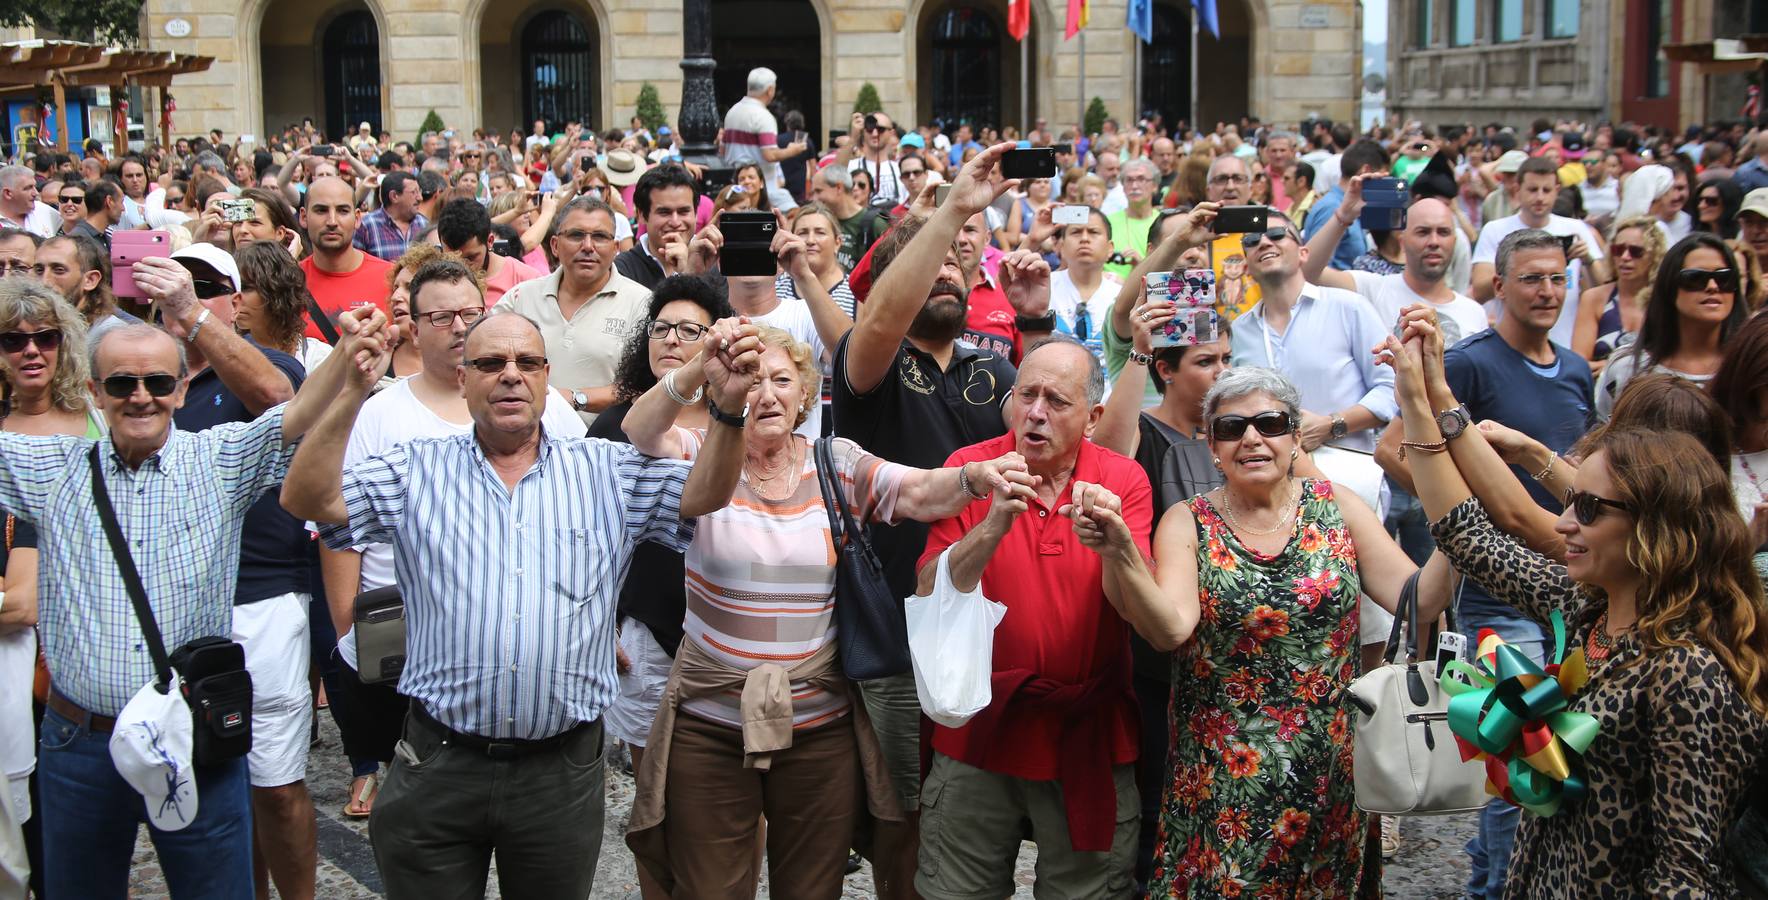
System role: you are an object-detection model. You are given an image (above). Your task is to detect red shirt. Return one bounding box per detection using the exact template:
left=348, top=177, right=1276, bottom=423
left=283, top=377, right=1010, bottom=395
left=919, top=433, right=1152, bottom=781
left=300, top=252, right=394, bottom=341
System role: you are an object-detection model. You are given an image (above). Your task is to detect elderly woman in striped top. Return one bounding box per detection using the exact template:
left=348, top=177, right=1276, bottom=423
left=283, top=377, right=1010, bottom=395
left=619, top=323, right=1030, bottom=898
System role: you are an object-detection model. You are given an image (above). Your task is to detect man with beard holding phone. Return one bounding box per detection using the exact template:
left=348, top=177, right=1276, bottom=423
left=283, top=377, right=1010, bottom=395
left=831, top=143, right=1021, bottom=900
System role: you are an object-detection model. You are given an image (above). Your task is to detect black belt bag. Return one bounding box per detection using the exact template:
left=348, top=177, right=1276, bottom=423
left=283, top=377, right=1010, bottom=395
left=353, top=585, right=406, bottom=685
left=89, top=444, right=253, bottom=766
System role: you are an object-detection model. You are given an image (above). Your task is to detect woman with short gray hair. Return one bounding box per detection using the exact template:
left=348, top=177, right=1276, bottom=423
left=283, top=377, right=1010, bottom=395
left=1092, top=365, right=1453, bottom=895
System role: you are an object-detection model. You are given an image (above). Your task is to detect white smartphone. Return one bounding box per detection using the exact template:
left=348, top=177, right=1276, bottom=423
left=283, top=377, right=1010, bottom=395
left=1053, top=204, right=1089, bottom=226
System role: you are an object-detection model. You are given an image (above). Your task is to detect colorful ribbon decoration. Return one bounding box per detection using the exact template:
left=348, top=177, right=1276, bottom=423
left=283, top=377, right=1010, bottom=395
left=1437, top=610, right=1600, bottom=817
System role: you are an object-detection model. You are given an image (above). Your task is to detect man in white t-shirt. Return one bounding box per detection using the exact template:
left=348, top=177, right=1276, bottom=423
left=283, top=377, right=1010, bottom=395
left=710, top=229, right=852, bottom=436
left=1470, top=156, right=1611, bottom=347
left=1302, top=185, right=1488, bottom=349
left=0, top=166, right=58, bottom=239
left=524, top=119, right=552, bottom=153
left=720, top=68, right=806, bottom=211
left=1048, top=206, right=1123, bottom=370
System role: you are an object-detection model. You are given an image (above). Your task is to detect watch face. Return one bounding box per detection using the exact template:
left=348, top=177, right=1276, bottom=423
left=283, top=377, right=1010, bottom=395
left=1437, top=407, right=1467, bottom=437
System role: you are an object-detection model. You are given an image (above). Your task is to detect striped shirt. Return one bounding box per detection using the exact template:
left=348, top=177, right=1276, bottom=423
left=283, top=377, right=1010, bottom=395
left=674, top=430, right=906, bottom=730
left=0, top=407, right=296, bottom=716
left=337, top=430, right=695, bottom=739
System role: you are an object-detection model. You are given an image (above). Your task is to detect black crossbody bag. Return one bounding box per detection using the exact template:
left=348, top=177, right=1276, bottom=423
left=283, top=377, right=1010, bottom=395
left=812, top=436, right=912, bottom=680
left=89, top=444, right=254, bottom=765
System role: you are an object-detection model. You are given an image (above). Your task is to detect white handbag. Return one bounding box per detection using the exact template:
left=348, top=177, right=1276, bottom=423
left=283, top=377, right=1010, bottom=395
left=1347, top=571, right=1489, bottom=816
left=904, top=549, right=1008, bottom=729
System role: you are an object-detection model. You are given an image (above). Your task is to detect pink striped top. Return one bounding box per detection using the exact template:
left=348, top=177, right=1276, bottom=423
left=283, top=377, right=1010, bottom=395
left=674, top=430, right=907, bottom=730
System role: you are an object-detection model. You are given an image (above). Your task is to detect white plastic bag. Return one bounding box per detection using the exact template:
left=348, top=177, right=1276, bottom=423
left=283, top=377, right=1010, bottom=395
left=905, top=548, right=1008, bottom=728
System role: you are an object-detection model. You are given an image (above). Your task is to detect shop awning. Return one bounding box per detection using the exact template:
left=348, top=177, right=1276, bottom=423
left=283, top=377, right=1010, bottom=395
left=1, top=40, right=213, bottom=151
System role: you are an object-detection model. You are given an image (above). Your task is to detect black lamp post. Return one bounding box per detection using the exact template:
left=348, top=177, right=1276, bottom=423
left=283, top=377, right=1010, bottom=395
left=677, top=0, right=721, bottom=165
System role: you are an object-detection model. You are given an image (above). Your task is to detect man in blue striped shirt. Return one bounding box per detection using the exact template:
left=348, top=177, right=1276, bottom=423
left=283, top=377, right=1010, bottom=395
left=283, top=309, right=759, bottom=899
left=0, top=261, right=391, bottom=898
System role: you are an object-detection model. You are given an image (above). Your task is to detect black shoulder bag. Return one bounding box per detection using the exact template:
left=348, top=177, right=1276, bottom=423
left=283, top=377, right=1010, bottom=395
left=89, top=444, right=253, bottom=765
left=307, top=296, right=341, bottom=345
left=812, top=436, right=911, bottom=680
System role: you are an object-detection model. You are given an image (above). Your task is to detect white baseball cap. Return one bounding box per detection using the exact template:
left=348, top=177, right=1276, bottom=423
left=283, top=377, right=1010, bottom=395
left=110, top=674, right=199, bottom=831
left=1740, top=188, right=1768, bottom=222
left=171, top=242, right=242, bottom=292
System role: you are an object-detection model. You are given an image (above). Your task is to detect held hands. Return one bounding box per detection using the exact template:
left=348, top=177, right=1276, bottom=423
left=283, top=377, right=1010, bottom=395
left=1476, top=420, right=1537, bottom=466
left=982, top=461, right=1041, bottom=529
left=999, top=249, right=1052, bottom=316
left=336, top=306, right=392, bottom=387
left=1058, top=481, right=1135, bottom=553
left=965, top=452, right=1031, bottom=501
left=701, top=317, right=762, bottom=414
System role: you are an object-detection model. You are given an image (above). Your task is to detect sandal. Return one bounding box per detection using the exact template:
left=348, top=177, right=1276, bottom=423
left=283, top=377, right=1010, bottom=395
left=1379, top=815, right=1400, bottom=860
left=343, top=772, right=379, bottom=818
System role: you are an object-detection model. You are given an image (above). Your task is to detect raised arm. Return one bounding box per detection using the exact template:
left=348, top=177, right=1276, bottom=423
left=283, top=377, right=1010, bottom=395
left=134, top=258, right=295, bottom=414
left=678, top=320, right=760, bottom=518
left=1109, top=202, right=1220, bottom=340
left=776, top=223, right=853, bottom=351
left=1094, top=297, right=1176, bottom=456
left=279, top=312, right=389, bottom=524
left=279, top=306, right=390, bottom=444
left=1299, top=174, right=1366, bottom=292
left=622, top=347, right=708, bottom=460
left=916, top=463, right=1038, bottom=594
left=893, top=452, right=1030, bottom=523
left=846, top=142, right=1019, bottom=395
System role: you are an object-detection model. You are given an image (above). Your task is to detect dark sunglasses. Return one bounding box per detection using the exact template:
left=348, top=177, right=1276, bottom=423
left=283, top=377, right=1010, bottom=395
left=1610, top=243, right=1646, bottom=259
left=1240, top=228, right=1296, bottom=250
left=1674, top=267, right=1738, bottom=292
left=101, top=373, right=180, bottom=399
left=464, top=355, right=547, bottom=374
left=1698, top=194, right=1721, bottom=206
left=191, top=278, right=235, bottom=299
left=864, top=126, right=888, bottom=134
left=1210, top=410, right=1294, bottom=442
left=1564, top=489, right=1632, bottom=526
left=0, top=329, right=61, bottom=353
left=57, top=194, right=84, bottom=205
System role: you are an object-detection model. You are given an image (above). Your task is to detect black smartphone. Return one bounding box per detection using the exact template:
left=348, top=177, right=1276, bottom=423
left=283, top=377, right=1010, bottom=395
left=1557, top=233, right=1577, bottom=255
left=1211, top=205, right=1270, bottom=234
left=1000, top=147, right=1057, bottom=180
left=579, top=155, right=596, bottom=173
left=719, top=210, right=777, bottom=277
left=311, top=145, right=334, bottom=157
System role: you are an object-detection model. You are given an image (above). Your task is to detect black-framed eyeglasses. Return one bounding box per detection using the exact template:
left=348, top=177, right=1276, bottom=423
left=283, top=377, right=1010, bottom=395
left=464, top=355, right=547, bottom=374
left=1240, top=228, right=1296, bottom=249
left=191, top=278, right=235, bottom=299
left=1564, top=489, right=1632, bottom=526
left=0, top=329, right=61, bottom=353
left=646, top=319, right=708, bottom=342
left=1674, top=267, right=1737, bottom=292
left=421, top=306, right=485, bottom=328
left=1210, top=410, right=1294, bottom=442
left=101, top=372, right=180, bottom=399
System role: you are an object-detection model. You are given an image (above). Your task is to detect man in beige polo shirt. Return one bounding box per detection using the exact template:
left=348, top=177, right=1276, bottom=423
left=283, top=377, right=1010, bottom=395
left=498, top=197, right=652, bottom=424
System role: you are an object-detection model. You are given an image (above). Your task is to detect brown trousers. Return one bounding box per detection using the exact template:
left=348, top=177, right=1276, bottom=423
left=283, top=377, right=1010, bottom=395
left=663, top=711, right=862, bottom=900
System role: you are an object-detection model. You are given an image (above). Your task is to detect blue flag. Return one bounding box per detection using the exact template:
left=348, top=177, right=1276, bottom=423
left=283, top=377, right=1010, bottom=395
left=1127, top=0, right=1152, bottom=43
left=1193, top=0, right=1220, bottom=38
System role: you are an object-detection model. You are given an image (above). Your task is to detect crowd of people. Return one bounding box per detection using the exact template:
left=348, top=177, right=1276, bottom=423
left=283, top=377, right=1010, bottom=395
left=0, top=63, right=1765, bottom=900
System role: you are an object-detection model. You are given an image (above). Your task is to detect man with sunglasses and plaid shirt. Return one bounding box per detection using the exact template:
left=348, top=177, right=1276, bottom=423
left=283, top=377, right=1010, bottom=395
left=0, top=259, right=390, bottom=897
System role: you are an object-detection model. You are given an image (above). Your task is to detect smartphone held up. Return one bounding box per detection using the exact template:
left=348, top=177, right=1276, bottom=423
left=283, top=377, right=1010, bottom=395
left=1144, top=269, right=1221, bottom=349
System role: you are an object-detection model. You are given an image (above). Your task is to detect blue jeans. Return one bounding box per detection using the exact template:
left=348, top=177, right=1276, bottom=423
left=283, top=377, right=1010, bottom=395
left=1456, top=600, right=1545, bottom=900
left=38, top=706, right=254, bottom=899
left=1383, top=479, right=1436, bottom=566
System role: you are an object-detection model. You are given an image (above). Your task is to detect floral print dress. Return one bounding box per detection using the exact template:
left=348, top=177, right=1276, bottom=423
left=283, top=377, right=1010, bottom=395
left=1149, top=479, right=1375, bottom=899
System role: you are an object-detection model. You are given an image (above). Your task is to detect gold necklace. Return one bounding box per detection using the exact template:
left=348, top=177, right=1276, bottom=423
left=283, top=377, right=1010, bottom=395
left=1218, top=479, right=1300, bottom=537
left=744, top=442, right=799, bottom=497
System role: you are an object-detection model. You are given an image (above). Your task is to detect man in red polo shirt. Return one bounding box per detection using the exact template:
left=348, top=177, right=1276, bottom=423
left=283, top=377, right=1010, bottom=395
left=299, top=176, right=393, bottom=341
left=914, top=335, right=1153, bottom=899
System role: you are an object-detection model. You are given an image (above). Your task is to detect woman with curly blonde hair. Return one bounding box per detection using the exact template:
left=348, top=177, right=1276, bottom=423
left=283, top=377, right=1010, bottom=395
left=1573, top=215, right=1668, bottom=375
left=1388, top=310, right=1768, bottom=898
left=0, top=278, right=100, bottom=438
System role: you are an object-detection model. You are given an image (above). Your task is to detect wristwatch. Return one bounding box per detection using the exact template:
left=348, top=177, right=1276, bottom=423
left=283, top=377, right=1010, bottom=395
left=1435, top=403, right=1472, bottom=440
left=570, top=390, right=590, bottom=411
left=706, top=397, right=747, bottom=428
left=1014, top=312, right=1057, bottom=332
left=1329, top=413, right=1348, bottom=440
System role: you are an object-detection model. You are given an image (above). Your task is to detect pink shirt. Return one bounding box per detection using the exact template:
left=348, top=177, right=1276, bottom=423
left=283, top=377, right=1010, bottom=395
left=484, top=255, right=545, bottom=306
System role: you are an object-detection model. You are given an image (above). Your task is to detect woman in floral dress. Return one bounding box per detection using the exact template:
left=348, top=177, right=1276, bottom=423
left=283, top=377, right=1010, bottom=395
left=1094, top=367, right=1453, bottom=897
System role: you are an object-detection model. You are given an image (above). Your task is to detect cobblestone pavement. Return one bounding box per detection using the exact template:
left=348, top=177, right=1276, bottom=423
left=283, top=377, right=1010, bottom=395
left=127, top=714, right=1477, bottom=899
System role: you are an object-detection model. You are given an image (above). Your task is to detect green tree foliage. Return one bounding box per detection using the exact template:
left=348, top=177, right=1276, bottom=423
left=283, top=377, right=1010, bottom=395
left=0, top=0, right=145, bottom=45
left=1084, top=97, right=1110, bottom=137
left=416, top=110, right=446, bottom=145
left=853, top=83, right=884, bottom=116
left=634, top=82, right=667, bottom=133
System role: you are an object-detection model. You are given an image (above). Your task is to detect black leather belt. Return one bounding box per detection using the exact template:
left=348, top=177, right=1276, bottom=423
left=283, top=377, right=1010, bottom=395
left=411, top=704, right=596, bottom=760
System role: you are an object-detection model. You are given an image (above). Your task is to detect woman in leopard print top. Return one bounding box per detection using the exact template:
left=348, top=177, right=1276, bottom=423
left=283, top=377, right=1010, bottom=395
left=1381, top=310, right=1768, bottom=898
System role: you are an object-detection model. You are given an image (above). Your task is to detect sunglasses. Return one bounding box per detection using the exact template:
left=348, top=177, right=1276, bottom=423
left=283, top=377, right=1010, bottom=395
left=57, top=194, right=84, bottom=205
left=0, top=329, right=61, bottom=353
left=464, top=355, right=547, bottom=374
left=864, top=126, right=888, bottom=134
left=1675, top=267, right=1737, bottom=292
left=1210, top=410, right=1294, bottom=442
left=1564, top=489, right=1632, bottom=526
left=1610, top=243, right=1646, bottom=259
left=101, top=373, right=180, bottom=399
left=1240, top=228, right=1296, bottom=249
left=1698, top=194, right=1721, bottom=206
left=190, top=278, right=236, bottom=299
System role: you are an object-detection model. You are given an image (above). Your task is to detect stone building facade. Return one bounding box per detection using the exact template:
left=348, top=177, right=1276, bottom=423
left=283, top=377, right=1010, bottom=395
left=1385, top=0, right=1609, bottom=128
left=136, top=0, right=1362, bottom=143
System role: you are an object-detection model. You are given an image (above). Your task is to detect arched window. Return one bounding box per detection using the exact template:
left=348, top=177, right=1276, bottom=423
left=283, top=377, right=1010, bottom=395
left=929, top=7, right=1001, bottom=129
left=322, top=11, right=380, bottom=140
left=1139, top=4, right=1192, bottom=130
left=522, top=10, right=595, bottom=132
